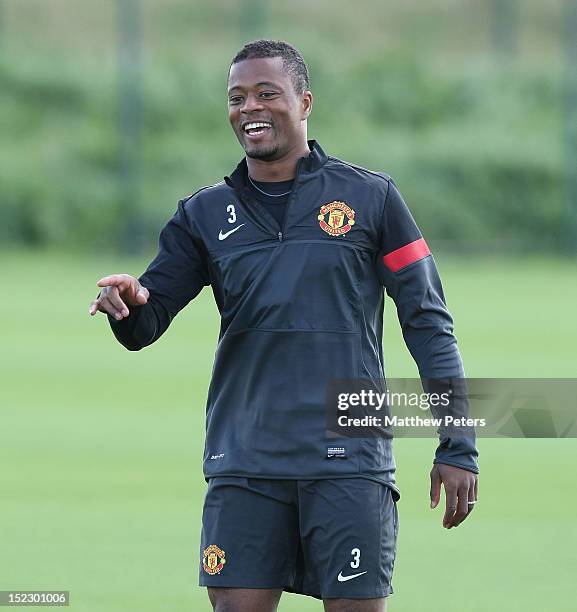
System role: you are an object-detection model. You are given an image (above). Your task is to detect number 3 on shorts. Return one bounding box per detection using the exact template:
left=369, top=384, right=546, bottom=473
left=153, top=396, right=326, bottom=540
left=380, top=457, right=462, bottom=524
left=350, top=547, right=361, bottom=569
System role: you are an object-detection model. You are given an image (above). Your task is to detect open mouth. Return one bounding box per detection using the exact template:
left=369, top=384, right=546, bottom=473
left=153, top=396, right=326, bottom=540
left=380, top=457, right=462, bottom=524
left=242, top=121, right=272, bottom=137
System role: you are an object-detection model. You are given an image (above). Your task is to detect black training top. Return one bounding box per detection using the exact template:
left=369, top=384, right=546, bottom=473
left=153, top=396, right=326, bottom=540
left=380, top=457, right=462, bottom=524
left=107, top=140, right=478, bottom=499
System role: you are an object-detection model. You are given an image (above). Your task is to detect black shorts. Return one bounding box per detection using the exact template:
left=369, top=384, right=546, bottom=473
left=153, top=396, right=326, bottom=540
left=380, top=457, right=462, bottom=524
left=199, top=477, right=399, bottom=600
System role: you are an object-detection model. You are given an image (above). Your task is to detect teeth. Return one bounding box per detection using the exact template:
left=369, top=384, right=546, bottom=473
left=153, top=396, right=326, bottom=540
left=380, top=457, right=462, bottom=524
left=244, top=122, right=271, bottom=132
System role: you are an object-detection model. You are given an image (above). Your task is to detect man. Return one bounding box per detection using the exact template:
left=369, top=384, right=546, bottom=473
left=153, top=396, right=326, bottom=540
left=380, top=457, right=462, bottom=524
left=89, top=40, right=478, bottom=612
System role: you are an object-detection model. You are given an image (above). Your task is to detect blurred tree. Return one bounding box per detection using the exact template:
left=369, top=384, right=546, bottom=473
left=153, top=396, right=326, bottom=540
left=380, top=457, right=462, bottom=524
left=118, top=0, right=144, bottom=252
left=490, top=0, right=519, bottom=59
left=563, top=0, right=577, bottom=252
left=240, top=0, right=267, bottom=42
left=0, top=0, right=570, bottom=254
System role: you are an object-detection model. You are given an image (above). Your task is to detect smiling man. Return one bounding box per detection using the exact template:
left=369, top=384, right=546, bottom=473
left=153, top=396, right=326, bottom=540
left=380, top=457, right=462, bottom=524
left=89, top=40, right=479, bottom=612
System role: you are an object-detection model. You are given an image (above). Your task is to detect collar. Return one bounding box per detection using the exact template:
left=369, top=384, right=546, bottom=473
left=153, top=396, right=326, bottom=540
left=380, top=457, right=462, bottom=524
left=225, top=140, right=328, bottom=192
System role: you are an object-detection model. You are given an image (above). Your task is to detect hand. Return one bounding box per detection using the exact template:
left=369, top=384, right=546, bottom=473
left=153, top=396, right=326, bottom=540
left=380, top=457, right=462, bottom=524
left=430, top=463, right=478, bottom=529
left=88, top=274, right=149, bottom=320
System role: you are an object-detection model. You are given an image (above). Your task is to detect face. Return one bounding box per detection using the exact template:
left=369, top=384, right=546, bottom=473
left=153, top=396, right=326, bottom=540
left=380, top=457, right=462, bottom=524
left=227, top=56, right=313, bottom=161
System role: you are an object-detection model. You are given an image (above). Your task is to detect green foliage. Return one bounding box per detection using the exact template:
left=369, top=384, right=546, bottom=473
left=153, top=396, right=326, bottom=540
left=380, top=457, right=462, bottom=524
left=0, top=49, right=569, bottom=252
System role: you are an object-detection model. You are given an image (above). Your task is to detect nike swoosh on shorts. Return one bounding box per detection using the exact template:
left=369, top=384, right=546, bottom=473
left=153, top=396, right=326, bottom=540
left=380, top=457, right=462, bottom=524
left=337, top=571, right=367, bottom=582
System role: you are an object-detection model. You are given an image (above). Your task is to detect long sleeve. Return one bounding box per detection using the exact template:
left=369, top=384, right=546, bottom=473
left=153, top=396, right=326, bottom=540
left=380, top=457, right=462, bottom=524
left=108, top=197, right=210, bottom=351
left=377, top=180, right=479, bottom=473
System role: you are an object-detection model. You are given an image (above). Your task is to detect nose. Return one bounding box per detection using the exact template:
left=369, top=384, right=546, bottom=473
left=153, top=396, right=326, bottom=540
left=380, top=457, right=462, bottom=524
left=240, top=92, right=264, bottom=114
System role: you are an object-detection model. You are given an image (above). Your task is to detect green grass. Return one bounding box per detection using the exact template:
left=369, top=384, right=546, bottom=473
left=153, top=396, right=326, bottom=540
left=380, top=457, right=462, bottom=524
left=0, top=250, right=576, bottom=611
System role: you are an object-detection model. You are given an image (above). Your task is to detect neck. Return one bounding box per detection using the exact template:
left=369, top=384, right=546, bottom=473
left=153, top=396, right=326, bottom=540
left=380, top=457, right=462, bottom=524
left=246, top=140, right=310, bottom=182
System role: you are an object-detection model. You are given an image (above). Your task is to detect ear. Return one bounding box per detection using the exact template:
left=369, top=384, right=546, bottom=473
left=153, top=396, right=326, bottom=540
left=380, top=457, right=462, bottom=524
left=301, top=90, right=313, bottom=120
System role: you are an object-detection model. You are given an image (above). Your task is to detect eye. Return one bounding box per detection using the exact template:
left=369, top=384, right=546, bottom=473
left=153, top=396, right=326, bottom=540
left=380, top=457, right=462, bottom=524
left=259, top=91, right=277, bottom=99
left=228, top=96, right=243, bottom=105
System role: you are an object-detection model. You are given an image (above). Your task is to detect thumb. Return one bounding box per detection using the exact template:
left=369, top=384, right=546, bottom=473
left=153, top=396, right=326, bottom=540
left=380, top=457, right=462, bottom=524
left=430, top=468, right=442, bottom=509
left=135, top=286, right=149, bottom=304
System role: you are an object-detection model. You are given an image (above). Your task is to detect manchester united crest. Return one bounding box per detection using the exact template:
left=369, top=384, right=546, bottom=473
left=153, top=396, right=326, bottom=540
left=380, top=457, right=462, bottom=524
left=318, top=201, right=355, bottom=236
left=202, top=544, right=226, bottom=575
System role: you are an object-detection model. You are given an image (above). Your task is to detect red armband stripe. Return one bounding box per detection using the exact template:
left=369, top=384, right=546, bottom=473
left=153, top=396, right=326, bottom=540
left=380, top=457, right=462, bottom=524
left=382, top=238, right=431, bottom=272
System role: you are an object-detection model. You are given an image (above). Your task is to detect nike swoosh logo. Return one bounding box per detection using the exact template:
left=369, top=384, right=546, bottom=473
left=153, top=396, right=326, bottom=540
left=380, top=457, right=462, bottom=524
left=337, top=571, right=367, bottom=582
left=218, top=224, right=245, bottom=241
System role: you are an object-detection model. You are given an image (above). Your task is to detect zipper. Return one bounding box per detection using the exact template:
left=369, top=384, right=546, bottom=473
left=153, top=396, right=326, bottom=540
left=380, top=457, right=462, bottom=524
left=278, top=156, right=305, bottom=243
left=226, top=153, right=307, bottom=243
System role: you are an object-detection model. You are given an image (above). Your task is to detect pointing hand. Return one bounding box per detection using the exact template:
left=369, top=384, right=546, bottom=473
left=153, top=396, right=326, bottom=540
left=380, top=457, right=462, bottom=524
left=88, top=274, right=149, bottom=320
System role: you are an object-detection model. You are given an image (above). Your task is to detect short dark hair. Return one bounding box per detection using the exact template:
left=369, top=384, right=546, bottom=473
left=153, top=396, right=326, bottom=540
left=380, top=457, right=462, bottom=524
left=230, top=39, right=310, bottom=94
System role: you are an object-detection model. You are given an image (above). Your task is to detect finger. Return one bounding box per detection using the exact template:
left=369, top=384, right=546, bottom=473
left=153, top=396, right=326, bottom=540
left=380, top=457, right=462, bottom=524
left=92, top=294, right=114, bottom=317
left=135, top=286, right=149, bottom=304
left=461, top=477, right=479, bottom=524
left=97, top=274, right=130, bottom=289
left=95, top=291, right=124, bottom=320
left=458, top=482, right=477, bottom=525
left=474, top=477, right=478, bottom=500
left=124, top=281, right=147, bottom=308
left=106, top=286, right=129, bottom=319
left=450, top=485, right=470, bottom=528
left=443, top=485, right=457, bottom=529
left=100, top=293, right=126, bottom=318
left=430, top=468, right=441, bottom=509
left=89, top=291, right=105, bottom=316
